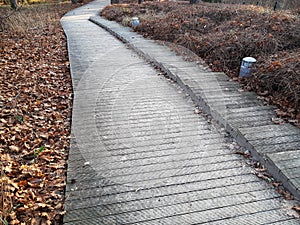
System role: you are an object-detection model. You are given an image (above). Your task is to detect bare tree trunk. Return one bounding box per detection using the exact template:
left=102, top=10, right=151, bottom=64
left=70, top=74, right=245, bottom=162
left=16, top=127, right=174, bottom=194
left=9, top=0, right=17, bottom=9
left=110, top=0, right=119, bottom=4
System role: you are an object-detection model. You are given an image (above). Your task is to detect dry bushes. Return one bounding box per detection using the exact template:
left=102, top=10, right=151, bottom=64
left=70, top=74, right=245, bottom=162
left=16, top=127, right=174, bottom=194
left=221, top=0, right=300, bottom=10
left=102, top=1, right=300, bottom=125
left=250, top=51, right=300, bottom=119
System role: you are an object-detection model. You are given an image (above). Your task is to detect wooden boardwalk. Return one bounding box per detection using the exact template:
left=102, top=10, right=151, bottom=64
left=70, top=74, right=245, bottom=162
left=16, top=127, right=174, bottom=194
left=61, top=1, right=300, bottom=224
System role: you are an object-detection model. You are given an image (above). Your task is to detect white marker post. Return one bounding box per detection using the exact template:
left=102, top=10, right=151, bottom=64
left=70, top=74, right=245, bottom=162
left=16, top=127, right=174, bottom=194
left=239, top=57, right=257, bottom=77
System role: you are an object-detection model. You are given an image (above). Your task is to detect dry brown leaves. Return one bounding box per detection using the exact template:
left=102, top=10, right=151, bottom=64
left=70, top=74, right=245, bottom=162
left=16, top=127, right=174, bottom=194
left=102, top=1, right=300, bottom=126
left=0, top=2, right=90, bottom=224
left=1, top=30, right=71, bottom=224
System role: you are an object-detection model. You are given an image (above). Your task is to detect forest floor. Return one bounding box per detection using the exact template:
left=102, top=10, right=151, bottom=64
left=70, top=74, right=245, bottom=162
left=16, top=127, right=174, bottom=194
left=0, top=1, right=90, bottom=224
left=101, top=1, right=300, bottom=127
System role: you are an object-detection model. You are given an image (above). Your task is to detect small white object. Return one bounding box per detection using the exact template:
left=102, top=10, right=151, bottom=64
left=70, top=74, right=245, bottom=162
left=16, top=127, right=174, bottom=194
left=239, top=57, right=257, bottom=77
left=132, top=17, right=140, bottom=28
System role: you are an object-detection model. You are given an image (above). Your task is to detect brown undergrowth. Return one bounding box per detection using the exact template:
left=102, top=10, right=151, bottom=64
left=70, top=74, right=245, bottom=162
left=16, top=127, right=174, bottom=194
left=102, top=1, right=300, bottom=126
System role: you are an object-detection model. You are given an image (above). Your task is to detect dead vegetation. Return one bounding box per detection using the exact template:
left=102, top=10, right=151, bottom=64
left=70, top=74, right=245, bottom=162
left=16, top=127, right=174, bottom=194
left=220, top=0, right=300, bottom=10
left=102, top=1, right=300, bottom=126
left=0, top=1, right=89, bottom=224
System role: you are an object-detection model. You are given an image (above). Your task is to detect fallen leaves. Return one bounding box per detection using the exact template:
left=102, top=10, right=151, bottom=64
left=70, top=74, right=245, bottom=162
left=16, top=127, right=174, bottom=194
left=293, top=205, right=300, bottom=213
left=194, top=108, right=202, bottom=114
left=271, top=117, right=286, bottom=125
left=234, top=150, right=251, bottom=158
left=0, top=2, right=82, bottom=224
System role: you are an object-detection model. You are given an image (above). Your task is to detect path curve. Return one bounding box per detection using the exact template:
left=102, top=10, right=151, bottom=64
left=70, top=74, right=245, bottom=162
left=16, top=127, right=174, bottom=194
left=61, top=1, right=300, bottom=224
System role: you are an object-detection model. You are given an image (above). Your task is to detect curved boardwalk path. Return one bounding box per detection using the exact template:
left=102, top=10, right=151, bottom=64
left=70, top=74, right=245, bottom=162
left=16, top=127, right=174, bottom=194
left=61, top=1, right=300, bottom=224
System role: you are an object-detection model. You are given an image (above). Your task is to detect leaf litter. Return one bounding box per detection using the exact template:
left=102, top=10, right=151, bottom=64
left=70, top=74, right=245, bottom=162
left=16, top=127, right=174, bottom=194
left=0, top=1, right=91, bottom=224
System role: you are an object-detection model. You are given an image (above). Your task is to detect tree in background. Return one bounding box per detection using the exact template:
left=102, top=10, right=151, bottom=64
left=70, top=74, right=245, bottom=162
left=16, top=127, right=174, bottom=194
left=9, top=0, right=18, bottom=9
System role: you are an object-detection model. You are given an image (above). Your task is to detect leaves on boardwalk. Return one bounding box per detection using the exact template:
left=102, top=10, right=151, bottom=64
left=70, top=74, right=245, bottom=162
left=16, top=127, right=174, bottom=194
left=293, top=205, right=300, bottom=214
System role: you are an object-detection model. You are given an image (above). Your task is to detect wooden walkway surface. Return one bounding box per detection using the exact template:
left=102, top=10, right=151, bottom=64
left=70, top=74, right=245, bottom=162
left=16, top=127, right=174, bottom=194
left=61, top=1, right=300, bottom=224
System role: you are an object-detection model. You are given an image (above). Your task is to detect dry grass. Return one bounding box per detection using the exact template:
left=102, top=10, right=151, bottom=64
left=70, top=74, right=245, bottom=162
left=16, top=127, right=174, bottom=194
left=0, top=3, right=71, bottom=33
